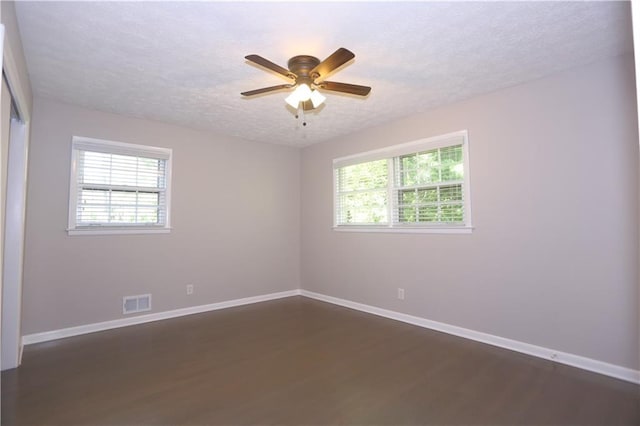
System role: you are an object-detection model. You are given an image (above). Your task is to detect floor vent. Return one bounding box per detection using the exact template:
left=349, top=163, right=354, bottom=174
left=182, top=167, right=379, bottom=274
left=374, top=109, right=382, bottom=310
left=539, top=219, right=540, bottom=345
left=123, top=294, right=152, bottom=315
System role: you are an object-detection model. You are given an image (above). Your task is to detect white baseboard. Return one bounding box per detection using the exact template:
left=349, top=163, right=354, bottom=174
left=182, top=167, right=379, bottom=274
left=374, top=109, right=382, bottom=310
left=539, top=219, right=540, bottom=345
left=21, top=287, right=639, bottom=385
left=300, top=290, right=640, bottom=385
left=22, top=289, right=301, bottom=345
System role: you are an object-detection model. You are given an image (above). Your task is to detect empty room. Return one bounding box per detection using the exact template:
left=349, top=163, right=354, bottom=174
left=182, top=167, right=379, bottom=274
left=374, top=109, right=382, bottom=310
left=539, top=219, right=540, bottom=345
left=0, top=1, right=638, bottom=425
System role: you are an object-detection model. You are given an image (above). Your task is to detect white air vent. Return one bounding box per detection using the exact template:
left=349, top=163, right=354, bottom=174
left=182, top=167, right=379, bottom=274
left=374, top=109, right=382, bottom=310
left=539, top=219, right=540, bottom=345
left=123, top=294, right=152, bottom=315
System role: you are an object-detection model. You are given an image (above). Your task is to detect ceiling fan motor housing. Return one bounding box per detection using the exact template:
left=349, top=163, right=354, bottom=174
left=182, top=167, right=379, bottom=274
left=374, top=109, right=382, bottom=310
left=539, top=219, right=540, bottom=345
left=288, top=55, right=321, bottom=84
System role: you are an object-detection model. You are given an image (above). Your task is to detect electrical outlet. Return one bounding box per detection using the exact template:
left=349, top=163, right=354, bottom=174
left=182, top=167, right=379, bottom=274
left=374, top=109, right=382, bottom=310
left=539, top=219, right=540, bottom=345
left=397, top=288, right=405, bottom=300
left=186, top=284, right=194, bottom=295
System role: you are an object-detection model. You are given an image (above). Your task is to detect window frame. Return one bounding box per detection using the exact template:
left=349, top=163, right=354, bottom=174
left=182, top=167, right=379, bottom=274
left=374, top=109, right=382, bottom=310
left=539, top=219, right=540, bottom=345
left=67, top=136, right=173, bottom=236
left=333, top=130, right=473, bottom=234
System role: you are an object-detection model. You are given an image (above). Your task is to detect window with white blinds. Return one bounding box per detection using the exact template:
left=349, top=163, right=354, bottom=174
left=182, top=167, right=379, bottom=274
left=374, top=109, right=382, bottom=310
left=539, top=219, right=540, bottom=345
left=333, top=131, right=472, bottom=233
left=68, top=137, right=172, bottom=235
left=336, top=159, right=389, bottom=225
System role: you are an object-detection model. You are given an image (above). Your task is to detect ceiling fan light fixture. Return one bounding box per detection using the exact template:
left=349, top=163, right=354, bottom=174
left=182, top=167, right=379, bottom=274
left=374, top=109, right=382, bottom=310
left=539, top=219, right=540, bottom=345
left=294, top=83, right=312, bottom=101
left=310, top=89, right=326, bottom=108
left=285, top=92, right=300, bottom=109
left=285, top=83, right=314, bottom=108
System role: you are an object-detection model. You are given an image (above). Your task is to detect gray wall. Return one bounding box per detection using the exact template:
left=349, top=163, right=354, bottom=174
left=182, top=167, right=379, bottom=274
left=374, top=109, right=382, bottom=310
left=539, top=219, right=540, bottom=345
left=301, top=54, right=639, bottom=370
left=22, top=98, right=300, bottom=334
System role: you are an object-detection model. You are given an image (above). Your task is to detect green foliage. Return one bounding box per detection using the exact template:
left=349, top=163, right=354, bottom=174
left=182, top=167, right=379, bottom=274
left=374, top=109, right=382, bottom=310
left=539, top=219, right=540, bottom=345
left=340, top=190, right=388, bottom=224
left=338, top=159, right=389, bottom=224
left=396, top=145, right=465, bottom=224
left=397, top=186, right=463, bottom=223
left=398, top=145, right=463, bottom=188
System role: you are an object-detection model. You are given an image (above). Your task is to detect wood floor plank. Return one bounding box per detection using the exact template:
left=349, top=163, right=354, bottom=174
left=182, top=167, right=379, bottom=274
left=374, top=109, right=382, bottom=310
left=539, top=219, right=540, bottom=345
left=2, top=296, right=639, bottom=425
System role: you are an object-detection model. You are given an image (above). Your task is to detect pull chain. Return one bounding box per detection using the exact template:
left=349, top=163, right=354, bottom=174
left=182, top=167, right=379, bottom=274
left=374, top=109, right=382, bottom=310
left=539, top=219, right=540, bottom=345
left=294, top=103, right=307, bottom=127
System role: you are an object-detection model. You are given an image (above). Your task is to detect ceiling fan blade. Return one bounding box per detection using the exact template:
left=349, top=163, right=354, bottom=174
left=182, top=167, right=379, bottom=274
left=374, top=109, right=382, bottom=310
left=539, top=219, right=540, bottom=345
left=310, top=48, right=355, bottom=79
left=241, top=84, right=294, bottom=96
left=245, top=54, right=296, bottom=79
left=318, top=81, right=371, bottom=96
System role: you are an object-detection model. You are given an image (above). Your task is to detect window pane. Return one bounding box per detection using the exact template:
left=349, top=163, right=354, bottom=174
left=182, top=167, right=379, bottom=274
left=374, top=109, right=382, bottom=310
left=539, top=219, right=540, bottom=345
left=338, top=160, right=387, bottom=191
left=441, top=204, right=464, bottom=222
left=440, top=145, right=462, bottom=163
left=400, top=189, right=416, bottom=204
left=417, top=188, right=438, bottom=202
left=397, top=145, right=463, bottom=186
left=400, top=154, right=417, bottom=170
left=339, top=190, right=387, bottom=224
left=111, top=191, right=137, bottom=205
left=394, top=143, right=465, bottom=225
left=80, top=189, right=109, bottom=205
left=110, top=206, right=137, bottom=223
left=337, top=159, right=389, bottom=225
left=440, top=185, right=463, bottom=202
left=402, top=170, right=417, bottom=186
left=110, top=155, right=139, bottom=186
left=137, top=158, right=163, bottom=188
left=79, top=151, right=164, bottom=189
left=80, top=152, right=111, bottom=185
left=399, top=206, right=416, bottom=222
left=417, top=151, right=439, bottom=168
left=440, top=166, right=453, bottom=181
left=417, top=205, right=439, bottom=222
left=137, top=207, right=159, bottom=224
left=138, top=192, right=159, bottom=206
left=417, top=151, right=439, bottom=184
left=78, top=205, right=110, bottom=223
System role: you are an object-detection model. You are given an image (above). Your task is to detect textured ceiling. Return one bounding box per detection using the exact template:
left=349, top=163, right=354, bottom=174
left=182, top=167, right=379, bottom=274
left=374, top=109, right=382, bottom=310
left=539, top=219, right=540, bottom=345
left=15, top=1, right=633, bottom=146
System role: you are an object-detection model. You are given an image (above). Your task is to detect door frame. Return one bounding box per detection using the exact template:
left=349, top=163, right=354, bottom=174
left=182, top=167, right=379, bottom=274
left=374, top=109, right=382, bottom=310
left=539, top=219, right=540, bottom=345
left=1, top=21, right=31, bottom=371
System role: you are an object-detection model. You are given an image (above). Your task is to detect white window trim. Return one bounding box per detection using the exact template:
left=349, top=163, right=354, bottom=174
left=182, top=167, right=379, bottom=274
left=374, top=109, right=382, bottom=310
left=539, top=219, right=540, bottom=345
left=333, top=225, right=473, bottom=234
left=67, top=136, right=173, bottom=236
left=333, top=130, right=473, bottom=234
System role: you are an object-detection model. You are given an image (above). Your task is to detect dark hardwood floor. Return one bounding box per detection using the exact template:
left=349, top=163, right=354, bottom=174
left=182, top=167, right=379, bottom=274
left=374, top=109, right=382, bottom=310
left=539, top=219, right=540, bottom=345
left=2, top=296, right=639, bottom=425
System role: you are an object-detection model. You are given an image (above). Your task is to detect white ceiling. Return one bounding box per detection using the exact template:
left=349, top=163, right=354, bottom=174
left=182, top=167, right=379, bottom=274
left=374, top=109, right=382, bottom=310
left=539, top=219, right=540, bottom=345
left=15, top=1, right=633, bottom=147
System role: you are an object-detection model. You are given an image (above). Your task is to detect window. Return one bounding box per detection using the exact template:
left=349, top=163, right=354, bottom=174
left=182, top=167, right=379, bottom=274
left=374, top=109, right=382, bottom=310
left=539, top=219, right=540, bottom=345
left=68, top=136, right=172, bottom=235
left=334, top=131, right=471, bottom=233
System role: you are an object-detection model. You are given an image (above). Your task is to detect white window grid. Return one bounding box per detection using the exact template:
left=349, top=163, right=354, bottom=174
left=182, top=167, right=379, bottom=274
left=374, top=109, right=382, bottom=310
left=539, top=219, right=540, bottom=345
left=333, top=131, right=472, bottom=233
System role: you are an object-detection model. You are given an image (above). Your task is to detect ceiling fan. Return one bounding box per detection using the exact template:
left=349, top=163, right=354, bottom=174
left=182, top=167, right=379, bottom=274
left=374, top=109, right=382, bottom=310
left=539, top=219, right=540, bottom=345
left=241, top=48, right=371, bottom=113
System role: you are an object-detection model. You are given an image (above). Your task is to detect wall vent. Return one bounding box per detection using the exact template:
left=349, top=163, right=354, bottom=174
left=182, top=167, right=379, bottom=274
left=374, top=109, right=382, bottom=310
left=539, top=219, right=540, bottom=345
left=123, top=294, right=152, bottom=315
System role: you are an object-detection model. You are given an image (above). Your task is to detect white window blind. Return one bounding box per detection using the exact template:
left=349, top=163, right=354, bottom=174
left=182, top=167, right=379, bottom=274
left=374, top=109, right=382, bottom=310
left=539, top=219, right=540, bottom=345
left=69, top=137, right=172, bottom=235
left=336, top=159, right=389, bottom=225
left=333, top=131, right=472, bottom=233
left=393, top=144, right=465, bottom=225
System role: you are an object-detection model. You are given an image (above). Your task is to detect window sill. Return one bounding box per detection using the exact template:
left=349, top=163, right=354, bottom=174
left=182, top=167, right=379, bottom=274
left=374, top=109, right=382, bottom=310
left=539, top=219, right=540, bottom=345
left=67, top=227, right=171, bottom=236
left=333, top=225, right=473, bottom=234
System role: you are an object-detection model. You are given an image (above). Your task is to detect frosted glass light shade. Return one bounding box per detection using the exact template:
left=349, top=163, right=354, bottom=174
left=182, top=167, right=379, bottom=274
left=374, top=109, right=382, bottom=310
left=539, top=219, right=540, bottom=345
left=285, top=84, right=314, bottom=108
left=310, top=90, right=326, bottom=108
left=294, top=84, right=312, bottom=101
left=285, top=92, right=300, bottom=109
